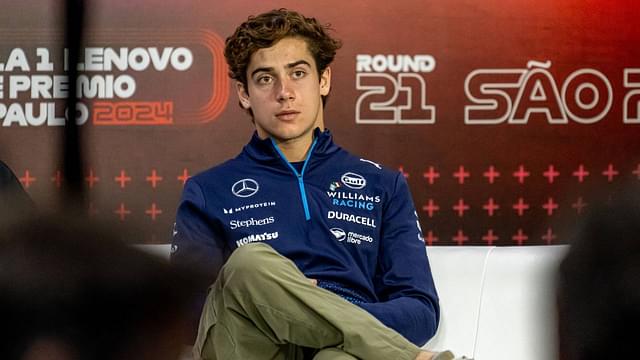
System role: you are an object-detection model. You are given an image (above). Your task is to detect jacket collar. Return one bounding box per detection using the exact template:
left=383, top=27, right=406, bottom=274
left=242, top=128, right=339, bottom=165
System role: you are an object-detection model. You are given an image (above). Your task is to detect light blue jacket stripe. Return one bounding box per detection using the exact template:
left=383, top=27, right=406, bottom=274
left=270, top=137, right=319, bottom=221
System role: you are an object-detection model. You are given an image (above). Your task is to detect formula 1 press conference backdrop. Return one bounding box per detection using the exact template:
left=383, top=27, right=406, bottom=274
left=0, top=0, right=639, bottom=245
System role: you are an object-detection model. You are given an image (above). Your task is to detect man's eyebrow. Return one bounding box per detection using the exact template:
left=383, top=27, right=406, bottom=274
left=250, top=67, right=274, bottom=78
left=250, top=60, right=312, bottom=78
left=286, top=60, right=311, bottom=69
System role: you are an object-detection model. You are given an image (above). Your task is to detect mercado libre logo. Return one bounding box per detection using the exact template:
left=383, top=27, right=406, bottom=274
left=0, top=29, right=229, bottom=127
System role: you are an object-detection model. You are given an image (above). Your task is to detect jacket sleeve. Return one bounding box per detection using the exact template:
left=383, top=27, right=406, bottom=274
left=170, top=178, right=227, bottom=341
left=358, top=173, right=440, bottom=346
left=171, top=178, right=226, bottom=284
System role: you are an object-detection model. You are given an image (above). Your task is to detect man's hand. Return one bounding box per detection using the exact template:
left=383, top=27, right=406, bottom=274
left=415, top=351, right=435, bottom=360
left=416, top=350, right=458, bottom=360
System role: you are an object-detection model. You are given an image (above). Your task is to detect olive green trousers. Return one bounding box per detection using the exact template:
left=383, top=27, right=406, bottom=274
left=193, top=243, right=422, bottom=360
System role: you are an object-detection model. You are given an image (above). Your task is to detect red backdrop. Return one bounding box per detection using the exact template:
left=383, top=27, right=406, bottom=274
left=1, top=0, right=639, bottom=245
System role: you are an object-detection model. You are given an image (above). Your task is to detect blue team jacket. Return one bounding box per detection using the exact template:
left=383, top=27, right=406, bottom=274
left=171, top=128, right=439, bottom=345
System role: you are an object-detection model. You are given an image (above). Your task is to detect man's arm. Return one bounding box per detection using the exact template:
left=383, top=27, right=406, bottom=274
left=171, top=178, right=226, bottom=278
left=171, top=178, right=227, bottom=340
left=358, top=172, right=440, bottom=346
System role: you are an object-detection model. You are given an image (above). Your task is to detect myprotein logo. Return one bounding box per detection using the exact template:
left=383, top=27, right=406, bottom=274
left=223, top=201, right=276, bottom=215
left=231, top=178, right=259, bottom=198
left=355, top=54, right=436, bottom=124
left=341, top=172, right=366, bottom=189
left=229, top=216, right=274, bottom=230
left=0, top=29, right=229, bottom=127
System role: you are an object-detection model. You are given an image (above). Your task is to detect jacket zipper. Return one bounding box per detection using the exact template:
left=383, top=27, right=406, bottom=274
left=270, top=137, right=318, bottom=221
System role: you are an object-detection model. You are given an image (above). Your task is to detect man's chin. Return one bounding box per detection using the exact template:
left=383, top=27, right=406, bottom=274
left=267, top=127, right=313, bottom=143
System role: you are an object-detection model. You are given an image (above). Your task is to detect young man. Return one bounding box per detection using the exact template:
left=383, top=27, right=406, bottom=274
left=172, top=9, right=457, bottom=360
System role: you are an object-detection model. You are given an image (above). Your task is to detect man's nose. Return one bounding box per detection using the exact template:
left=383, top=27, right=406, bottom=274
left=276, top=78, right=295, bottom=102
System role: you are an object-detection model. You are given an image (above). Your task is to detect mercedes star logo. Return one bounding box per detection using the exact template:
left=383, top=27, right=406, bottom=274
left=232, top=178, right=260, bottom=198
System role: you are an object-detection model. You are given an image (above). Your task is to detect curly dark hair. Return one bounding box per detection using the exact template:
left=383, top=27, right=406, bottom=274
left=224, top=9, right=342, bottom=108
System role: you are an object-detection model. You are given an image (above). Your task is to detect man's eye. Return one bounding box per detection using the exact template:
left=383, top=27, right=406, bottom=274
left=292, top=70, right=306, bottom=79
left=257, top=75, right=273, bottom=84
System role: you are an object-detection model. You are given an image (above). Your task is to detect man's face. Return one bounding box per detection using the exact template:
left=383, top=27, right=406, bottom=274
left=236, top=37, right=331, bottom=143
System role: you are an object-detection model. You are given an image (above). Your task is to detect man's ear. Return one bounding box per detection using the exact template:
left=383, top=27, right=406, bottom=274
left=319, top=67, right=331, bottom=96
left=235, top=81, right=251, bottom=109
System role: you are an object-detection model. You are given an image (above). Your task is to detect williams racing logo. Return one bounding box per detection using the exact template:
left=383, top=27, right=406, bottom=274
left=355, top=54, right=436, bottom=124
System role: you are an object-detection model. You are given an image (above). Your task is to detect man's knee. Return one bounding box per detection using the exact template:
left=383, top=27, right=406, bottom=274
left=220, top=243, right=279, bottom=291
left=225, top=243, right=275, bottom=273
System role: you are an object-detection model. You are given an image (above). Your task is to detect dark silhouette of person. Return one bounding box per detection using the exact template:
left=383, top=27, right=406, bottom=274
left=0, top=215, right=201, bottom=360
left=0, top=160, right=35, bottom=223
left=557, top=185, right=640, bottom=360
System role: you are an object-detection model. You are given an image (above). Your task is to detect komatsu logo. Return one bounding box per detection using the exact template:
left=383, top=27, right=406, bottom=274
left=236, top=232, right=279, bottom=247
left=341, top=172, right=366, bottom=189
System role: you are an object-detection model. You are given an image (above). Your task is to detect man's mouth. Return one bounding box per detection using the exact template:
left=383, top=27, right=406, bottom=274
left=275, top=110, right=300, bottom=121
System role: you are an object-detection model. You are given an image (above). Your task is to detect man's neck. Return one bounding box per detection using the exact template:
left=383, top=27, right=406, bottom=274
left=274, top=134, right=314, bottom=163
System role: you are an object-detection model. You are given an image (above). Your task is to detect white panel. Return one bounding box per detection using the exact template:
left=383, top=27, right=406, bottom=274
left=423, top=246, right=493, bottom=358
left=473, top=246, right=568, bottom=360
left=133, top=243, right=172, bottom=261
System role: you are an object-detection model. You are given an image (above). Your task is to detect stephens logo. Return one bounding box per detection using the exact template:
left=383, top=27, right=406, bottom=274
left=229, top=216, right=275, bottom=230
left=0, top=29, right=229, bottom=127
left=341, top=172, right=366, bottom=189
left=231, top=178, right=259, bottom=198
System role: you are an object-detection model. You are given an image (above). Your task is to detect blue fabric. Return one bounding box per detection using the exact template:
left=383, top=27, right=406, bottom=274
left=171, top=128, right=439, bottom=346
